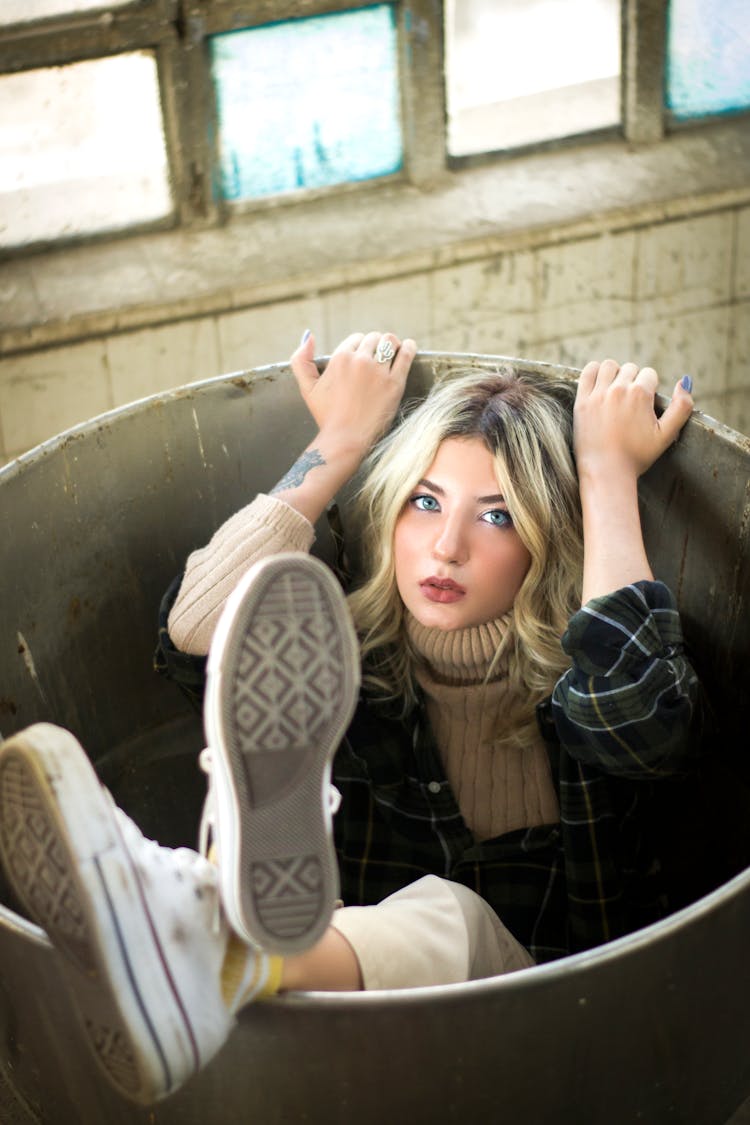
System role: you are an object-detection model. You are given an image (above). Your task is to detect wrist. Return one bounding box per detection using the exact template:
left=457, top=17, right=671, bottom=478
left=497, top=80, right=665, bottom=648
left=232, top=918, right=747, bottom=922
left=314, top=428, right=371, bottom=472
left=577, top=457, right=639, bottom=497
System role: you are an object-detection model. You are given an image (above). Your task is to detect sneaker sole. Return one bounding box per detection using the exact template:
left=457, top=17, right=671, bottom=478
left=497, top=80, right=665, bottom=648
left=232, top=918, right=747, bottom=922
left=0, top=724, right=200, bottom=1104
left=205, top=554, right=360, bottom=954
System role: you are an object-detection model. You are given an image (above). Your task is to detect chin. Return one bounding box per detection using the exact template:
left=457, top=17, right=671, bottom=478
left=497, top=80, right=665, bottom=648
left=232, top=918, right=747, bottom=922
left=410, top=606, right=473, bottom=631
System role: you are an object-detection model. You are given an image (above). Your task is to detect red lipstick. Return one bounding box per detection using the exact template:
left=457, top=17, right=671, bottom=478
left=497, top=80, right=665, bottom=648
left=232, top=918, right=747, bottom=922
left=420, top=576, right=466, bottom=603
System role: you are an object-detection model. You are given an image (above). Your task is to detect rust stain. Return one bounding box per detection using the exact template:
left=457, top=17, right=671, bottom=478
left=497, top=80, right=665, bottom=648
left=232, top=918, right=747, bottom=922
left=664, top=476, right=682, bottom=513
left=68, top=596, right=93, bottom=624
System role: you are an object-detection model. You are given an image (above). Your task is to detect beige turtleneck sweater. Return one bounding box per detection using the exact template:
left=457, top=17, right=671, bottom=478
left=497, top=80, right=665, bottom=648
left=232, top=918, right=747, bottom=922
left=406, top=615, right=560, bottom=842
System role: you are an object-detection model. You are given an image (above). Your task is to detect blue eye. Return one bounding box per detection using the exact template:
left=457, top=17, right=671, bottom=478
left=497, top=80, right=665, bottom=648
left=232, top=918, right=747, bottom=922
left=481, top=508, right=512, bottom=528
left=411, top=494, right=440, bottom=512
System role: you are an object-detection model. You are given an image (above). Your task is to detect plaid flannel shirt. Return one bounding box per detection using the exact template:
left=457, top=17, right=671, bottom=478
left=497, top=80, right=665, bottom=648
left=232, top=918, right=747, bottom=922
left=155, top=578, right=700, bottom=963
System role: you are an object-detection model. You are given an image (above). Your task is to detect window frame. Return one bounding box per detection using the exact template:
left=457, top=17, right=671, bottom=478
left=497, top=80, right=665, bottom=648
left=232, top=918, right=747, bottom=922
left=185, top=0, right=446, bottom=219
left=0, top=0, right=747, bottom=257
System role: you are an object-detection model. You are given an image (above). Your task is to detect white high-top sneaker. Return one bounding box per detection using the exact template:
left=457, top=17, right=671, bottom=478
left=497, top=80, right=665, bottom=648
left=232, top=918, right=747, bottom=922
left=203, top=552, right=360, bottom=955
left=0, top=723, right=273, bottom=1106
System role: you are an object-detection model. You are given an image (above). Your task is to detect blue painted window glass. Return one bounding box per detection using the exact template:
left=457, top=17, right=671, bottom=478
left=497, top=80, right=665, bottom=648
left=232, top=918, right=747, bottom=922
left=666, top=0, right=750, bottom=119
left=210, top=5, right=402, bottom=201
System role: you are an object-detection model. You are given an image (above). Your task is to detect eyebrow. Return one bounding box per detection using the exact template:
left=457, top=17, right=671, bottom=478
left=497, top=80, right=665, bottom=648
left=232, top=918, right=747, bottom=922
left=417, top=478, right=507, bottom=505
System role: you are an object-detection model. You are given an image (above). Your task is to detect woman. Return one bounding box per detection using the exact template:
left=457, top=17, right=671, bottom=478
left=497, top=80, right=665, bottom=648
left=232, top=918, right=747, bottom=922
left=0, top=330, right=699, bottom=1105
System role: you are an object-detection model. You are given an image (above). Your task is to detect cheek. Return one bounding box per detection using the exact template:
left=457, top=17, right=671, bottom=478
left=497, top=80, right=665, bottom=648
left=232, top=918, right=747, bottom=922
left=484, top=537, right=532, bottom=597
left=510, top=540, right=533, bottom=586
left=513, top=538, right=533, bottom=580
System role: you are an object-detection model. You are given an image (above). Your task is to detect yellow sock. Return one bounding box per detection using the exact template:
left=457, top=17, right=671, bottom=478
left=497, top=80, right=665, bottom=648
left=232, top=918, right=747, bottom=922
left=257, top=952, right=285, bottom=1000
left=221, top=931, right=284, bottom=1010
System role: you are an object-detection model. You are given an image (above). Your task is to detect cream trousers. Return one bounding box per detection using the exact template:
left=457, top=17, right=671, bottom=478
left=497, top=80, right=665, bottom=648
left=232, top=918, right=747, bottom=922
left=330, top=875, right=534, bottom=991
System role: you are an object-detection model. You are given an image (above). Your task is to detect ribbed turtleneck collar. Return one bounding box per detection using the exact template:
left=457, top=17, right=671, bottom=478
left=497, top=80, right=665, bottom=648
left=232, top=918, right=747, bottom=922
left=404, top=611, right=511, bottom=686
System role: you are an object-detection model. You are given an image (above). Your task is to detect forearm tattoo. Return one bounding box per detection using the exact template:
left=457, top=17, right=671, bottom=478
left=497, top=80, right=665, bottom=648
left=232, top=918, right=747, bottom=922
left=270, top=448, right=326, bottom=493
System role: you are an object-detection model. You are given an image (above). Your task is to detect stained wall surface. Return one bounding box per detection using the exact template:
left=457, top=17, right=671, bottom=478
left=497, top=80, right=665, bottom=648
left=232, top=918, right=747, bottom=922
left=1, top=171, right=748, bottom=464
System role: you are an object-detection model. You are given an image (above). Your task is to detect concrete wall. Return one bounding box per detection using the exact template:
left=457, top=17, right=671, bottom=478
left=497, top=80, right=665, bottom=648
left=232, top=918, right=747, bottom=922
left=1, top=200, right=747, bottom=466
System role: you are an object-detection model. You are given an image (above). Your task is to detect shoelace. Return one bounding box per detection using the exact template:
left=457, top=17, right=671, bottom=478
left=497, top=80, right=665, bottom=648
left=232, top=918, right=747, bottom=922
left=198, top=747, right=215, bottom=859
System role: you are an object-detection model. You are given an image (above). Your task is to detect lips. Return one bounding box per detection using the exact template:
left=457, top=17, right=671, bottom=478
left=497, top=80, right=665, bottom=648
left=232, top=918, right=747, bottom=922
left=420, top=576, right=466, bottom=604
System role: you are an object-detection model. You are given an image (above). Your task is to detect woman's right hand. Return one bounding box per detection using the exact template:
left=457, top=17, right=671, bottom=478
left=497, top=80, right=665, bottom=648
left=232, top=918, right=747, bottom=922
left=290, top=330, right=417, bottom=462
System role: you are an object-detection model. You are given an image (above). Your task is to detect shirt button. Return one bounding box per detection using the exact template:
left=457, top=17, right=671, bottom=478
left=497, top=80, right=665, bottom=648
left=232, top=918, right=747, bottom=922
left=427, top=781, right=442, bottom=794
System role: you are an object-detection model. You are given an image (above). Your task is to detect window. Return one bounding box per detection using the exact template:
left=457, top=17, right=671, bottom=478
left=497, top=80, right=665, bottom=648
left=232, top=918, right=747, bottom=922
left=666, top=0, right=750, bottom=121
left=0, top=0, right=748, bottom=254
left=210, top=6, right=402, bottom=201
left=444, top=0, right=621, bottom=156
left=0, top=0, right=177, bottom=249
left=0, top=52, right=170, bottom=246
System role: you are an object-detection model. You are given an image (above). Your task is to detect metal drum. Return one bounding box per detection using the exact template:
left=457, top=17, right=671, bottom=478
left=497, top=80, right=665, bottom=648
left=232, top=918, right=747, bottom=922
left=0, top=355, right=748, bottom=1125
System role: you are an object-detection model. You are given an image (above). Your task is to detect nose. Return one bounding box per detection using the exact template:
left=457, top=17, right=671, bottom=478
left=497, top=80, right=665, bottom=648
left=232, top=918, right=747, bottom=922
left=432, top=515, right=469, bottom=565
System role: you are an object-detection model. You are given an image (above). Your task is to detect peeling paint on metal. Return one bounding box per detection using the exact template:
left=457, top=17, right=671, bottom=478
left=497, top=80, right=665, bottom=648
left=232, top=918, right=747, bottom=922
left=191, top=407, right=207, bottom=469
left=16, top=633, right=47, bottom=706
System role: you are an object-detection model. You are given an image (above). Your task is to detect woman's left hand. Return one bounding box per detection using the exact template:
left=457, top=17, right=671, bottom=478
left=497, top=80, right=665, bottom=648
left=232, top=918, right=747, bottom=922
left=574, top=359, right=694, bottom=483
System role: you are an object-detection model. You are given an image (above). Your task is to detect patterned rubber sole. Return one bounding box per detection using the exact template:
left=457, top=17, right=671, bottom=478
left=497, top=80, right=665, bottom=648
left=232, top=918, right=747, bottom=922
left=0, top=748, right=143, bottom=1099
left=244, top=855, right=322, bottom=943
left=208, top=555, right=359, bottom=953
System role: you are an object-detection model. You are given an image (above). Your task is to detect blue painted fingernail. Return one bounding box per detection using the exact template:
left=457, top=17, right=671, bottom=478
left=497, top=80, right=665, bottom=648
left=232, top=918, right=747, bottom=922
left=300, top=328, right=311, bottom=345
left=680, top=374, right=693, bottom=393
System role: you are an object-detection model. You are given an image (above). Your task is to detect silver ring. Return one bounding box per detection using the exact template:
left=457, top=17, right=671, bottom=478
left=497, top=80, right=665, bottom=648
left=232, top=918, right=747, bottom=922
left=375, top=339, right=395, bottom=364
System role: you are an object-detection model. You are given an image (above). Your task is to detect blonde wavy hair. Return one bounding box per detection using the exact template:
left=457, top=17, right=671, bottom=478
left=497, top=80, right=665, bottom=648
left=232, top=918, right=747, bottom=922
left=346, top=366, right=583, bottom=737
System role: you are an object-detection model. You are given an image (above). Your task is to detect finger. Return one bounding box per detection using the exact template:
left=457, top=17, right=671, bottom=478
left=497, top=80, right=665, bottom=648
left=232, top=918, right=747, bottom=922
left=576, top=360, right=600, bottom=398
left=290, top=329, right=320, bottom=394
left=657, top=376, right=694, bottom=448
left=333, top=332, right=365, bottom=354
left=614, top=361, right=640, bottom=384
left=390, top=337, right=417, bottom=382
left=290, top=327, right=313, bottom=362
left=357, top=330, right=384, bottom=357
left=374, top=331, right=401, bottom=365
left=596, top=358, right=620, bottom=386
left=634, top=365, right=658, bottom=393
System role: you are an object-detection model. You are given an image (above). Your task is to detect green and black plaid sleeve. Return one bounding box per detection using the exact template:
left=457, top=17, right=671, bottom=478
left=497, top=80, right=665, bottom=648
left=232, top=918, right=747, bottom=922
left=550, top=581, right=700, bottom=779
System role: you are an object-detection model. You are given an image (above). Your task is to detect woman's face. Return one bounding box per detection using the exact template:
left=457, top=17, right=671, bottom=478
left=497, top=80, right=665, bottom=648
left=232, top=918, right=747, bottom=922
left=393, top=436, right=532, bottom=630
